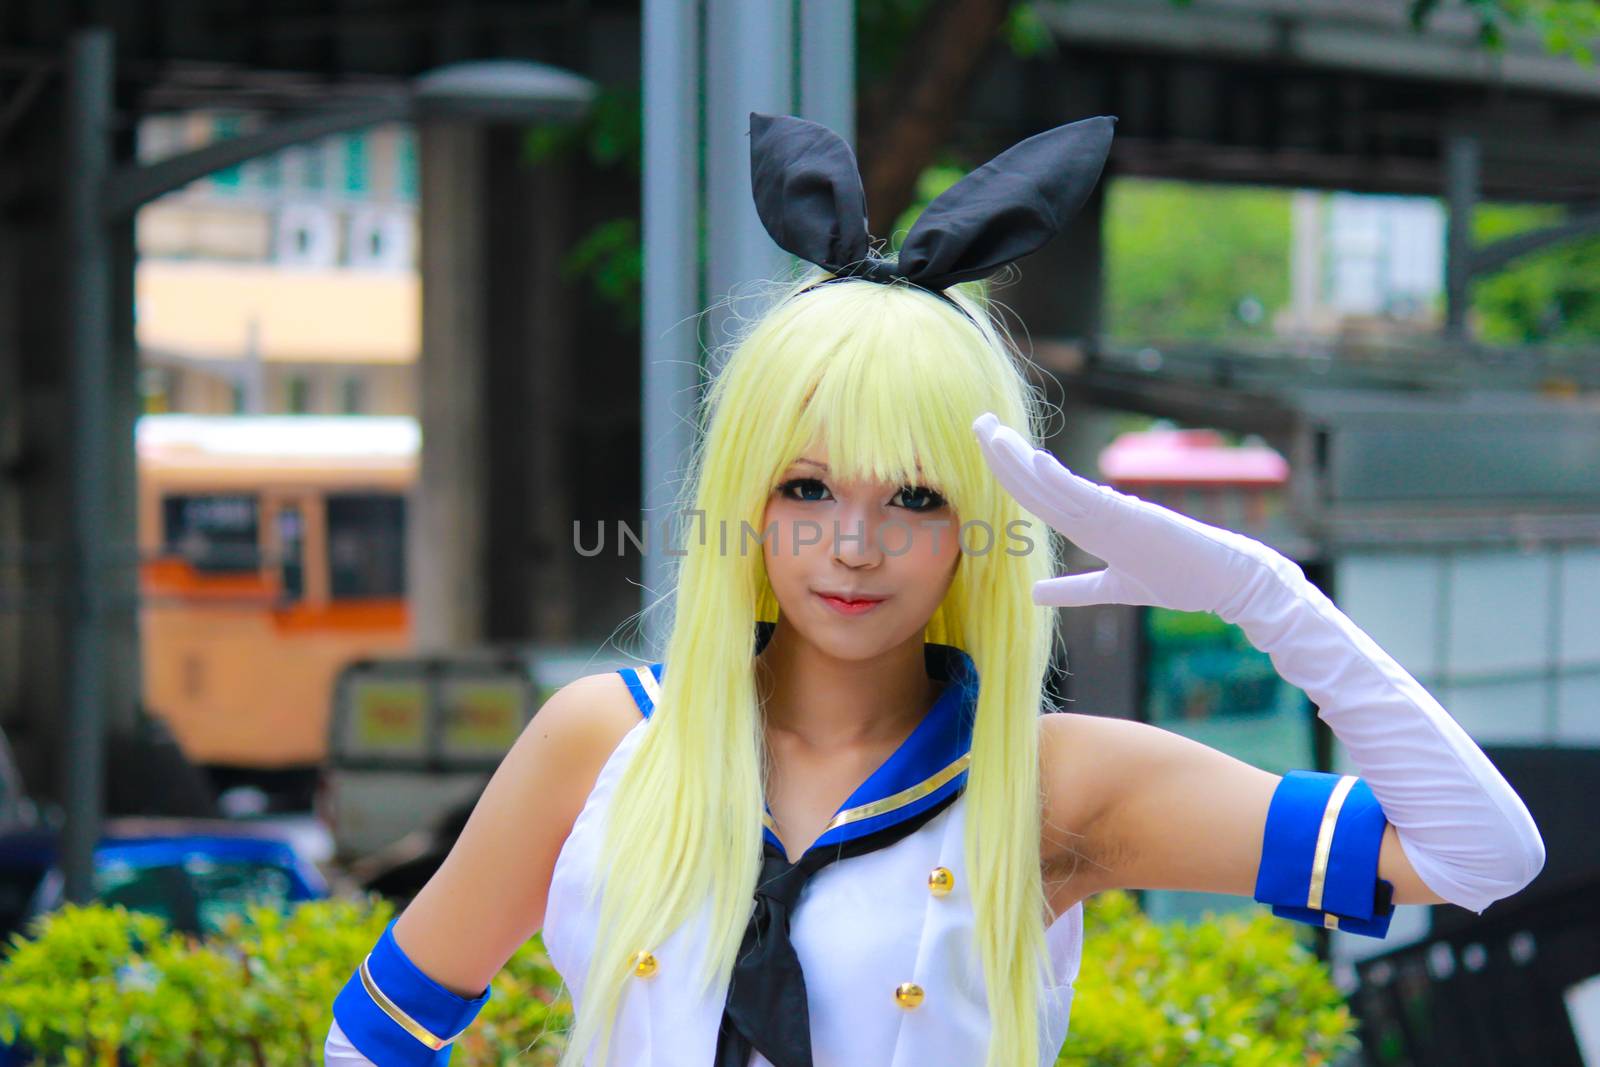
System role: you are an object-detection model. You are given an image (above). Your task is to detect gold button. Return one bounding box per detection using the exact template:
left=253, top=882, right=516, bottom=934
left=894, top=982, right=925, bottom=1009
left=928, top=866, right=955, bottom=896
left=630, top=950, right=658, bottom=978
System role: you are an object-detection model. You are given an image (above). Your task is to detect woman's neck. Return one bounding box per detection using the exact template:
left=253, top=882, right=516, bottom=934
left=754, top=617, right=943, bottom=752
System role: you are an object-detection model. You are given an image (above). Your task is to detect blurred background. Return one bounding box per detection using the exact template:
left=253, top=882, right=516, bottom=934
left=1, top=1, right=1598, bottom=1064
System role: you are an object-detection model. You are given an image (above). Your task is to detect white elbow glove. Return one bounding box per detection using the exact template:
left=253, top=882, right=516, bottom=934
left=325, top=1020, right=380, bottom=1066
left=973, top=413, right=1546, bottom=915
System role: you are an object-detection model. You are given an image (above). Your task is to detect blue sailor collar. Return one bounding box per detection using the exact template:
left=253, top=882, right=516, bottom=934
left=624, top=622, right=980, bottom=857
left=752, top=620, right=979, bottom=856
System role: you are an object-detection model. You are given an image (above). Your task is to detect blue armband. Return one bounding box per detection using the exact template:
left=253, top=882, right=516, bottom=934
left=331, top=920, right=491, bottom=1065
left=1252, top=770, right=1397, bottom=939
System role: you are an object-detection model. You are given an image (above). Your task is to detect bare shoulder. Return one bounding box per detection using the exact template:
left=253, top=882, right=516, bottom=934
left=389, top=669, right=644, bottom=997
left=531, top=669, right=645, bottom=764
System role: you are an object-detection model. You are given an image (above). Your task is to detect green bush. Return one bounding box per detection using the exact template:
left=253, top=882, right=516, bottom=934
left=0, top=897, right=571, bottom=1066
left=1060, top=889, right=1361, bottom=1065
left=0, top=890, right=1356, bottom=1065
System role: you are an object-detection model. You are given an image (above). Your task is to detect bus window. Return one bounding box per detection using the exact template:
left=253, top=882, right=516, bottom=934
left=327, top=493, right=405, bottom=599
left=162, top=494, right=260, bottom=573
left=277, top=504, right=305, bottom=601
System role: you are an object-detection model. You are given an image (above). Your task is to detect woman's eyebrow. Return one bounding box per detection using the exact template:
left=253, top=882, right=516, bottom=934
left=787, top=458, right=931, bottom=478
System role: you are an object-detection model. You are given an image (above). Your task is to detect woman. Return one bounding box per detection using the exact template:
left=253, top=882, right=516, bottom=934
left=325, top=112, right=1545, bottom=1067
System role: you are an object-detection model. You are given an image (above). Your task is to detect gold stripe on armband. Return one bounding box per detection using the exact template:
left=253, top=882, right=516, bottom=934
left=359, top=956, right=463, bottom=1051
left=635, top=667, right=663, bottom=710
left=1307, top=775, right=1359, bottom=912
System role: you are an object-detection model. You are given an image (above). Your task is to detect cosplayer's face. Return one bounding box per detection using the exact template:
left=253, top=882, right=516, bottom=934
left=761, top=444, right=961, bottom=661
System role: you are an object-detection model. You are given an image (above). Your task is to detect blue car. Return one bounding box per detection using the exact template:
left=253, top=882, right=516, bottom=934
left=0, top=818, right=330, bottom=1065
left=0, top=816, right=329, bottom=943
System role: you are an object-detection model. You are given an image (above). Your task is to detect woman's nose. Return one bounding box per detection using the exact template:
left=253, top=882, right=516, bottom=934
left=831, top=508, right=884, bottom=566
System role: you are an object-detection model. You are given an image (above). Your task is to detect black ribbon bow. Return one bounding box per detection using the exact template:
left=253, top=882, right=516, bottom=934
left=748, top=110, right=1117, bottom=294
left=713, top=791, right=964, bottom=1067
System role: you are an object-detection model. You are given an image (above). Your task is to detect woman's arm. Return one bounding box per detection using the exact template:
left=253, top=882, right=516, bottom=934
left=325, top=671, right=641, bottom=1064
left=1041, top=712, right=1449, bottom=907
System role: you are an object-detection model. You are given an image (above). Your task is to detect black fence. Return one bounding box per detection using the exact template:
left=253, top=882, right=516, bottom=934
left=1349, top=746, right=1600, bottom=1067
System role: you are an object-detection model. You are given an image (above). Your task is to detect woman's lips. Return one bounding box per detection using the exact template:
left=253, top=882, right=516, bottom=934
left=816, top=592, right=885, bottom=616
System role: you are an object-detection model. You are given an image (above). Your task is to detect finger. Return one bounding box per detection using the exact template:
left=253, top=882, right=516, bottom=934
left=971, top=416, right=1085, bottom=528
left=1033, top=569, right=1151, bottom=609
left=981, top=420, right=1103, bottom=523
left=1026, top=447, right=1115, bottom=520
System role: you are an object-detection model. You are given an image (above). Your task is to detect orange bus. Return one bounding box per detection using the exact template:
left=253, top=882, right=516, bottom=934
left=136, top=415, right=417, bottom=771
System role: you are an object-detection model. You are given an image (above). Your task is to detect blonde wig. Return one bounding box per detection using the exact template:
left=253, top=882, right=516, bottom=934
left=557, top=269, right=1067, bottom=1067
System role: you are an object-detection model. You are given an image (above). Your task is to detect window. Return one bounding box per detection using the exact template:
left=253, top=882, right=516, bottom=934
left=345, top=209, right=412, bottom=270
left=274, top=204, right=337, bottom=267
left=252, top=152, right=282, bottom=191
left=139, top=367, right=171, bottom=415
left=95, top=859, right=298, bottom=936
left=339, top=376, right=364, bottom=415
left=303, top=141, right=327, bottom=191
left=210, top=114, right=244, bottom=192
left=162, top=494, right=260, bottom=573
left=286, top=375, right=311, bottom=414
left=277, top=504, right=305, bottom=601
left=327, top=494, right=406, bottom=599
left=396, top=130, right=418, bottom=201
left=344, top=132, right=369, bottom=196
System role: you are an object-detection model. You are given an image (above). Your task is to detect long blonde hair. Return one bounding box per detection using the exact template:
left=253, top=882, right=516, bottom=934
left=558, top=270, right=1065, bottom=1067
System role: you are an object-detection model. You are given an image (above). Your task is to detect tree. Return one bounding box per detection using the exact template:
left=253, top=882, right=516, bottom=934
left=543, top=0, right=1600, bottom=328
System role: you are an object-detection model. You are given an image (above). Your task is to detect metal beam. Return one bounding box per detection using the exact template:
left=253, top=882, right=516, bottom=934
left=1445, top=133, right=1479, bottom=341
left=59, top=25, right=114, bottom=905
left=1473, top=205, right=1600, bottom=276
left=102, top=97, right=410, bottom=220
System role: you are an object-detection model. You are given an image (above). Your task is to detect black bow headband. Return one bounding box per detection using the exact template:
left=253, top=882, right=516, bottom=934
left=748, top=110, right=1117, bottom=314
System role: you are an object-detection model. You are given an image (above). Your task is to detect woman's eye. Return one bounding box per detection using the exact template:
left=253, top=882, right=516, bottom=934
left=777, top=477, right=830, bottom=502
left=776, top=478, right=946, bottom=511
left=894, top=485, right=948, bottom=511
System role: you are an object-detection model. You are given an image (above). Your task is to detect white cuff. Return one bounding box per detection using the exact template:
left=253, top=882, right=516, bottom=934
left=325, top=1020, right=381, bottom=1066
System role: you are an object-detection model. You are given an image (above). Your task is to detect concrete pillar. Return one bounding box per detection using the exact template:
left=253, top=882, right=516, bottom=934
left=412, top=121, right=490, bottom=651
left=413, top=121, right=590, bottom=650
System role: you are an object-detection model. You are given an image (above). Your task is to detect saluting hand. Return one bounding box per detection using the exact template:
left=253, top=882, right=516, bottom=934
left=971, top=412, right=1304, bottom=621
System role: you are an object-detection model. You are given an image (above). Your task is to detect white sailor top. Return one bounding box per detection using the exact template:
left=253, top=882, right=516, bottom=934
left=540, top=631, right=1085, bottom=1067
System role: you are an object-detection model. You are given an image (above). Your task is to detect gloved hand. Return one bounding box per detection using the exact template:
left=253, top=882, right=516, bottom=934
left=972, top=412, right=1546, bottom=915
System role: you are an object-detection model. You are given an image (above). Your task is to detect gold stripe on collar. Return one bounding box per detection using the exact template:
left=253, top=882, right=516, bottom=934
left=763, top=811, right=780, bottom=835
left=824, top=752, right=971, bottom=832
left=359, top=955, right=462, bottom=1051
left=1307, top=775, right=1358, bottom=912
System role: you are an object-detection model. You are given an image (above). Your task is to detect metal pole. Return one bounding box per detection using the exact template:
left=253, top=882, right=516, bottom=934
left=60, top=26, right=114, bottom=904
left=704, top=0, right=793, bottom=348
left=639, top=2, right=855, bottom=652
left=1444, top=133, right=1479, bottom=342
left=798, top=0, right=855, bottom=139
left=640, top=0, right=702, bottom=653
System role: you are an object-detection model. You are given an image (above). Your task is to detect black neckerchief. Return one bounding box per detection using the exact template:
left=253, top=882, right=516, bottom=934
left=713, top=790, right=963, bottom=1067
left=708, top=620, right=979, bottom=1067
